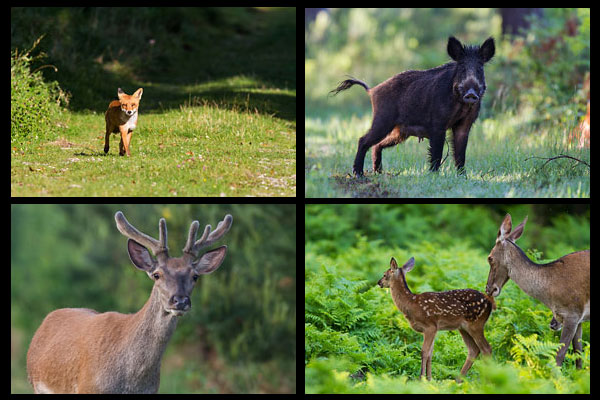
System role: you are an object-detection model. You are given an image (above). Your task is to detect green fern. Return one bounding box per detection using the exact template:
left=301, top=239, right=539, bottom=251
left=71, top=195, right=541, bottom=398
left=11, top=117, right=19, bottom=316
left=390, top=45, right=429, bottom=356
left=510, top=333, right=562, bottom=372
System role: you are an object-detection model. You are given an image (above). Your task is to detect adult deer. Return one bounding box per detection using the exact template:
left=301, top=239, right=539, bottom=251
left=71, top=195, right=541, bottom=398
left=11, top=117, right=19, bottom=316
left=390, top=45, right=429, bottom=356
left=486, top=214, right=590, bottom=369
left=26, top=211, right=233, bottom=394
left=378, top=257, right=495, bottom=381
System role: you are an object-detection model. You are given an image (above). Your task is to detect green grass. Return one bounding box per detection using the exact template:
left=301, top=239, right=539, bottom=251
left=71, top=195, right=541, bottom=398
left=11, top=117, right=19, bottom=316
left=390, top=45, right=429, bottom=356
left=305, top=111, right=589, bottom=198
left=12, top=88, right=295, bottom=196
left=11, top=7, right=296, bottom=197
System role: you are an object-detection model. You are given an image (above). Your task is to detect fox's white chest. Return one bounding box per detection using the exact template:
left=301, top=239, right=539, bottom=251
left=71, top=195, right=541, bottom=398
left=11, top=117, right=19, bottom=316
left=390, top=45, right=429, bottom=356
left=120, top=110, right=138, bottom=131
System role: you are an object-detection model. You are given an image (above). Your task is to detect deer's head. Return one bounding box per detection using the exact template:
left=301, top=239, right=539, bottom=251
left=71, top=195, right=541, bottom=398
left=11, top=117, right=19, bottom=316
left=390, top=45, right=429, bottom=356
left=486, top=213, right=527, bottom=297
left=115, top=211, right=233, bottom=316
left=378, top=257, right=414, bottom=288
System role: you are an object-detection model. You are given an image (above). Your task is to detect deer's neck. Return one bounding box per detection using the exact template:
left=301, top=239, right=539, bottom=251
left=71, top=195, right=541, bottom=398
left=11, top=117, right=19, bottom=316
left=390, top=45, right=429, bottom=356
left=115, top=287, right=179, bottom=392
left=504, top=242, right=552, bottom=300
left=389, top=278, right=418, bottom=315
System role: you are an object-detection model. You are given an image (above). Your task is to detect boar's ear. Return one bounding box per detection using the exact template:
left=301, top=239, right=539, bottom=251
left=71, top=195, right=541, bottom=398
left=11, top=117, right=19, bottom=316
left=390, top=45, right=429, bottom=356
left=447, top=36, right=465, bottom=61
left=479, top=37, right=495, bottom=63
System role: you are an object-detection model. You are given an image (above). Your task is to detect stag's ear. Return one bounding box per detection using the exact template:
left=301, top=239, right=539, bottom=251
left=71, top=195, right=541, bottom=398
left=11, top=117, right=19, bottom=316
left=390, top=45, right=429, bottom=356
left=127, top=240, right=157, bottom=272
left=193, top=246, right=227, bottom=274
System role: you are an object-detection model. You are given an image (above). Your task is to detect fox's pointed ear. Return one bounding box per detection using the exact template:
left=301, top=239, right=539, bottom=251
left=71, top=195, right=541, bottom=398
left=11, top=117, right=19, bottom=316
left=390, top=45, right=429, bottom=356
left=134, top=88, right=143, bottom=99
left=117, top=88, right=124, bottom=95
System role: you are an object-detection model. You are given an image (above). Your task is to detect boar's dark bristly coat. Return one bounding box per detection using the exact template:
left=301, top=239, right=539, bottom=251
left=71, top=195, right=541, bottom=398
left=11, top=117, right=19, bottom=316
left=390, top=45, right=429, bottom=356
left=331, top=36, right=495, bottom=176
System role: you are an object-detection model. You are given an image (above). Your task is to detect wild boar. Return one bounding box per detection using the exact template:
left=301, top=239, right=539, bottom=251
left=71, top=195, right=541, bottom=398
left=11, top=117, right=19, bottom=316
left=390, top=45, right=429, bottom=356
left=330, top=36, right=495, bottom=176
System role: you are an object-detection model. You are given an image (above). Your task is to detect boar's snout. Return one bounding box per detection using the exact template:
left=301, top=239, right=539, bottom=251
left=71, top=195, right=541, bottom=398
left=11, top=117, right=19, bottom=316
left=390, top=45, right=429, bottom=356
left=463, top=88, right=480, bottom=104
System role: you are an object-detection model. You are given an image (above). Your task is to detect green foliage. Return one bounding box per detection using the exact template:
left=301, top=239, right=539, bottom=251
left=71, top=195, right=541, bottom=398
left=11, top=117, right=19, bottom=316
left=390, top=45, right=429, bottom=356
left=305, top=324, right=363, bottom=364
left=305, top=205, right=590, bottom=393
left=510, top=9, right=589, bottom=115
left=12, top=8, right=295, bottom=110
left=306, top=8, right=497, bottom=106
left=11, top=35, right=69, bottom=152
left=510, top=334, right=562, bottom=373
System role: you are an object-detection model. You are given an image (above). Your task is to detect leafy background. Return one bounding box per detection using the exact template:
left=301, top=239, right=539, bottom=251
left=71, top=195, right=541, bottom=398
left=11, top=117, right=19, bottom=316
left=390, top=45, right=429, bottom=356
left=305, top=204, right=589, bottom=394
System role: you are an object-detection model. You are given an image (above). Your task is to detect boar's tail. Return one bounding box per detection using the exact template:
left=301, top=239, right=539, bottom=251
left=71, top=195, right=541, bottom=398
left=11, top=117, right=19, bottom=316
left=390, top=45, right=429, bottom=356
left=329, top=77, right=370, bottom=96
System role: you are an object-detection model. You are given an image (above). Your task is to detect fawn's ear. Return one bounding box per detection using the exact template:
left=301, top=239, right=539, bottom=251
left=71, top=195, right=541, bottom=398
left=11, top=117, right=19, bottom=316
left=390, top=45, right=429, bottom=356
left=390, top=257, right=398, bottom=270
left=402, top=257, right=415, bottom=272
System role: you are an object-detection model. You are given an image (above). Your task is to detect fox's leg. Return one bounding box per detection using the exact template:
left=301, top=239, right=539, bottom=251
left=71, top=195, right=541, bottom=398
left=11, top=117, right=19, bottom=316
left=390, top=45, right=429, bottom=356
left=119, top=126, right=131, bottom=156
left=119, top=127, right=125, bottom=156
left=104, top=125, right=111, bottom=154
left=125, top=130, right=133, bottom=156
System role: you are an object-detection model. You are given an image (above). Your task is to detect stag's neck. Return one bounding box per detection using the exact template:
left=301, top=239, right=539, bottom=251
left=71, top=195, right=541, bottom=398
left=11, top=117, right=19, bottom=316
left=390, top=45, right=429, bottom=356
left=129, top=287, right=179, bottom=360
left=115, top=287, right=179, bottom=393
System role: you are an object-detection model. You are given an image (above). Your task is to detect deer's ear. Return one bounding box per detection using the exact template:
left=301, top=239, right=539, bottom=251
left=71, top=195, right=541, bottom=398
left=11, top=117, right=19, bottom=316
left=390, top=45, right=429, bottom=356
left=127, top=240, right=156, bottom=272
left=402, top=257, right=415, bottom=272
left=498, top=214, right=512, bottom=241
left=193, top=246, right=227, bottom=274
left=510, top=216, right=527, bottom=241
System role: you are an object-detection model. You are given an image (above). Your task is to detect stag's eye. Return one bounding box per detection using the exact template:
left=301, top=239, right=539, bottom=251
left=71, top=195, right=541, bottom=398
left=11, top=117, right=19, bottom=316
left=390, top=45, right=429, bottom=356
left=153, top=273, right=160, bottom=280
left=193, top=274, right=199, bottom=282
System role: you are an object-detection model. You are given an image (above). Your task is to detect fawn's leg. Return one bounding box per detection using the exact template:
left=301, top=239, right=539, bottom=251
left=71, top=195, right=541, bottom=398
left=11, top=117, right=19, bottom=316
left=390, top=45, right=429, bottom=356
left=457, top=329, right=482, bottom=381
left=421, top=328, right=437, bottom=381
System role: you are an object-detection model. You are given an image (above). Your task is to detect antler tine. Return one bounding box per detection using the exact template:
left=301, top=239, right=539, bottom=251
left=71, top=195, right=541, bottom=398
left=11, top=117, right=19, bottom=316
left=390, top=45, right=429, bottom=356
left=182, top=220, right=200, bottom=254
left=158, top=218, right=168, bottom=254
left=115, top=211, right=169, bottom=257
left=183, top=214, right=233, bottom=257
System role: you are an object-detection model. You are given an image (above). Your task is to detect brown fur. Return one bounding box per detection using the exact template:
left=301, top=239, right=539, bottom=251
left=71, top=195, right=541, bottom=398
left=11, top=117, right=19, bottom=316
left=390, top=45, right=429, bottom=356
left=486, top=214, right=590, bottom=368
left=378, top=256, right=494, bottom=381
left=27, top=212, right=232, bottom=393
left=104, top=88, right=143, bottom=156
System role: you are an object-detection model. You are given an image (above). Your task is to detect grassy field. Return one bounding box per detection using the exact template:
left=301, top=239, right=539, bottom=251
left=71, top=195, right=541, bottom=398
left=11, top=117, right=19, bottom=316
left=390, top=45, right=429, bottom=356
left=12, top=84, right=295, bottom=196
left=11, top=7, right=296, bottom=197
left=305, top=111, right=589, bottom=198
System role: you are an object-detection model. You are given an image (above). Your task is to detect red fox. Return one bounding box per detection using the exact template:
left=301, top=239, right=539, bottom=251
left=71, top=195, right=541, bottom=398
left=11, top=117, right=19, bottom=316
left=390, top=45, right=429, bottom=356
left=104, top=88, right=143, bottom=156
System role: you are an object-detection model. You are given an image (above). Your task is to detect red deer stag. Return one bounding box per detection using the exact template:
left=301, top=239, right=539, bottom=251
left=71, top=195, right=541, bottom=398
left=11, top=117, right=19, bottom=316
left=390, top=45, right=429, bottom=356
left=27, top=211, right=233, bottom=393
left=486, top=214, right=590, bottom=368
left=378, top=257, right=495, bottom=381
